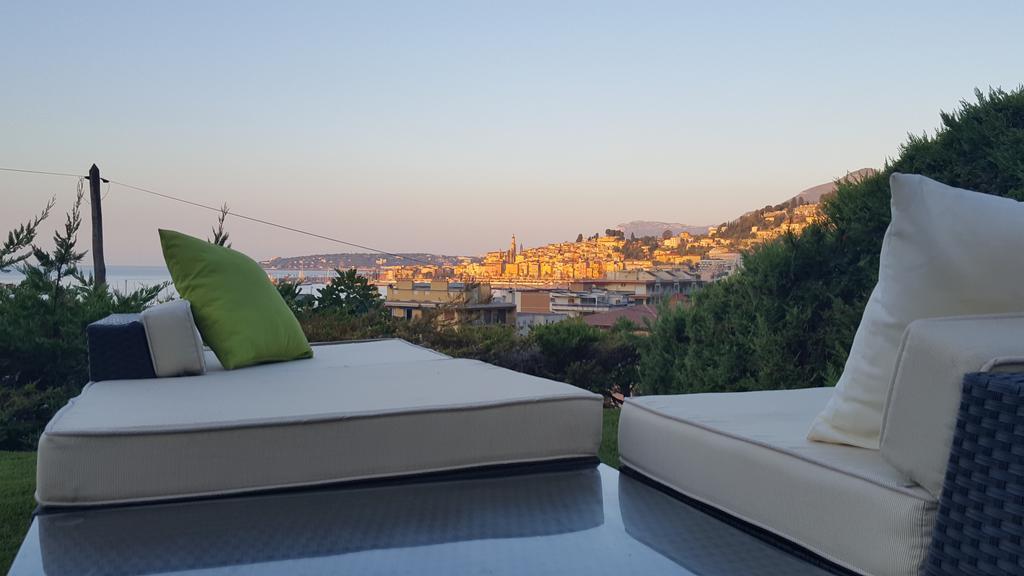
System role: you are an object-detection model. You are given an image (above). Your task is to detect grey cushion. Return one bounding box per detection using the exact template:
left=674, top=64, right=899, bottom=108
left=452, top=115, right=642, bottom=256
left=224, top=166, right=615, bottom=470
left=141, top=300, right=206, bottom=377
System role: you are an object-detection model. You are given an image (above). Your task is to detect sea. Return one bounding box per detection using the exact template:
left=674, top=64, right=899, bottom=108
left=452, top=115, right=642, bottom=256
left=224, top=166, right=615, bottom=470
left=0, top=265, right=357, bottom=299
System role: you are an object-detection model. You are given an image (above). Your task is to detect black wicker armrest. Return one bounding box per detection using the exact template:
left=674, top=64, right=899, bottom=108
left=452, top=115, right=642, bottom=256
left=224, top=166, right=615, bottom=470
left=86, top=313, right=156, bottom=381
left=925, top=372, right=1024, bottom=576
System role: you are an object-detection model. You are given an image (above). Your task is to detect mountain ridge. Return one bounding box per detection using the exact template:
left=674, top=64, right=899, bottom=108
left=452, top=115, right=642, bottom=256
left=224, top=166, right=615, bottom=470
left=790, top=167, right=877, bottom=204
left=617, top=168, right=877, bottom=239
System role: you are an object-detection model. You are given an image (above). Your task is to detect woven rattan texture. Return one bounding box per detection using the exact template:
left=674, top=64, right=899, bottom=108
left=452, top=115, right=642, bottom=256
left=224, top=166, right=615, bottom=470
left=86, top=313, right=156, bottom=381
left=925, top=372, right=1024, bottom=576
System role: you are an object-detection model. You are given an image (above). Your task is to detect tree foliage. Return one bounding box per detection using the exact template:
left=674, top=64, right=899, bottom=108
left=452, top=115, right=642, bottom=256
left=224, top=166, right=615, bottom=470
left=0, top=198, right=53, bottom=271
left=617, top=235, right=660, bottom=260
left=532, top=319, right=640, bottom=397
left=208, top=203, right=231, bottom=247
left=275, top=280, right=316, bottom=314
left=639, top=87, right=1024, bottom=395
left=1, top=193, right=163, bottom=449
left=316, top=268, right=385, bottom=316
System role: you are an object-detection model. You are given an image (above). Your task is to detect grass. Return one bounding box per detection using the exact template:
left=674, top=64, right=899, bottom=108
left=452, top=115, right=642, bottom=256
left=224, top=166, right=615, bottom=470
left=0, top=410, right=623, bottom=572
left=0, top=451, right=35, bottom=574
left=600, top=408, right=620, bottom=468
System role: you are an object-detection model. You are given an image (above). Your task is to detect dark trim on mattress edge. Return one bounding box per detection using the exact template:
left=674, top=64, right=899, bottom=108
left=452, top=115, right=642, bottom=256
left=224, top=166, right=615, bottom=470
left=33, top=457, right=600, bottom=516
left=619, top=465, right=858, bottom=576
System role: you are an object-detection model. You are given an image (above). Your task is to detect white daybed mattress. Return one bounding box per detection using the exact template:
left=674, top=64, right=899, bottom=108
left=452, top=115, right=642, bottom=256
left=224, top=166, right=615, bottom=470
left=37, top=340, right=602, bottom=506
left=619, top=388, right=936, bottom=576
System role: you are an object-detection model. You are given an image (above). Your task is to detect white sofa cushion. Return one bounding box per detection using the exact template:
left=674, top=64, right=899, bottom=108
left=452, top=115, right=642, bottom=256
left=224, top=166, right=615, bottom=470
left=621, top=388, right=936, bottom=576
left=36, top=340, right=602, bottom=506
left=141, top=300, right=206, bottom=377
left=880, top=314, right=1024, bottom=498
left=808, top=173, right=1024, bottom=449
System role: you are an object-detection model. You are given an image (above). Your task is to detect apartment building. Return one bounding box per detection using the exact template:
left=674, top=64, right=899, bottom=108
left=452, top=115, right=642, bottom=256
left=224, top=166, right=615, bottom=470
left=569, top=268, right=699, bottom=305
left=549, top=289, right=632, bottom=317
left=385, top=280, right=515, bottom=326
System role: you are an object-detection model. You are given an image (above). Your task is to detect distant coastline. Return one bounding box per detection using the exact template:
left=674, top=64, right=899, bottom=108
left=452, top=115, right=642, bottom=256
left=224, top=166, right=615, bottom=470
left=0, top=265, right=337, bottom=297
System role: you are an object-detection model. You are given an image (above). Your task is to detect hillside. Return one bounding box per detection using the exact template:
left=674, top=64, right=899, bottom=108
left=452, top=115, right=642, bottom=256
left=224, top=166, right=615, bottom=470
left=616, top=169, right=877, bottom=242
left=261, top=252, right=469, bottom=270
left=710, top=168, right=877, bottom=241
left=790, top=168, right=877, bottom=204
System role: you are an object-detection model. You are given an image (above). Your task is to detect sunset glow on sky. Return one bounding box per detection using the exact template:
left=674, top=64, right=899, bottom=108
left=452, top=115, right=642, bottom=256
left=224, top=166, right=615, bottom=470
left=2, top=1, right=1022, bottom=263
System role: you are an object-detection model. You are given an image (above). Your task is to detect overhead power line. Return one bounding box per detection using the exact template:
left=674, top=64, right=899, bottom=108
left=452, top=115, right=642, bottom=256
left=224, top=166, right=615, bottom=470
left=0, top=167, right=85, bottom=178
left=1, top=164, right=435, bottom=266
left=106, top=179, right=434, bottom=266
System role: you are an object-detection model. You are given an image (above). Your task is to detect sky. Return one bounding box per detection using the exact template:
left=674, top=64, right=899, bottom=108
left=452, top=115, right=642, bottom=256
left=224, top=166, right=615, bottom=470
left=2, top=1, right=1022, bottom=265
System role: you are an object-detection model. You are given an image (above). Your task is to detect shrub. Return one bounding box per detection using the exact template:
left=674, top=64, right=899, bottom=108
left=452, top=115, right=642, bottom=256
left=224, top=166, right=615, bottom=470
left=297, top=309, right=393, bottom=342
left=296, top=303, right=636, bottom=397
left=395, top=317, right=539, bottom=374
left=531, top=319, right=640, bottom=397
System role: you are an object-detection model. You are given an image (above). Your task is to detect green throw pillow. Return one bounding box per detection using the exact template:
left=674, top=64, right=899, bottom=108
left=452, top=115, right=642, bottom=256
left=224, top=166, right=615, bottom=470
left=158, top=229, right=312, bottom=370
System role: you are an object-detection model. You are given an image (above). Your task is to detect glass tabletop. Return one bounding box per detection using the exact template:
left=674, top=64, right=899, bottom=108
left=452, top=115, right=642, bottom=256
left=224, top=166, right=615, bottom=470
left=10, top=463, right=834, bottom=575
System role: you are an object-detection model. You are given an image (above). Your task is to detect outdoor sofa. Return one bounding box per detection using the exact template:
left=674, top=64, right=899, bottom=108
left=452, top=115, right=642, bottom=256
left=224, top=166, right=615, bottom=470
left=26, top=325, right=1024, bottom=576
left=620, top=314, right=1024, bottom=576
left=35, top=339, right=603, bottom=506
left=620, top=174, right=1024, bottom=576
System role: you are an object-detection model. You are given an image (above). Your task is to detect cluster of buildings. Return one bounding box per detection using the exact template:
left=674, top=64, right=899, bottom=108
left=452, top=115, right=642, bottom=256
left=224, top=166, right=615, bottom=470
left=383, top=268, right=700, bottom=334
left=383, top=280, right=515, bottom=326
left=379, top=205, right=828, bottom=330
left=304, top=201, right=821, bottom=287
left=738, top=203, right=822, bottom=241
left=455, top=235, right=629, bottom=281
left=378, top=204, right=818, bottom=285
left=278, top=201, right=827, bottom=331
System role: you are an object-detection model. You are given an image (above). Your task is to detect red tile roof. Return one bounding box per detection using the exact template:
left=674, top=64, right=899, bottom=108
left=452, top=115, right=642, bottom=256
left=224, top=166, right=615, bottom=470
left=581, top=305, right=659, bottom=329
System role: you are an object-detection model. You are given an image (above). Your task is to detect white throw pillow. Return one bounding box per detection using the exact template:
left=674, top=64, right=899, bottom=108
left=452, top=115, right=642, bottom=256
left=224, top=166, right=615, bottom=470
left=142, top=300, right=207, bottom=377
left=808, top=173, right=1024, bottom=449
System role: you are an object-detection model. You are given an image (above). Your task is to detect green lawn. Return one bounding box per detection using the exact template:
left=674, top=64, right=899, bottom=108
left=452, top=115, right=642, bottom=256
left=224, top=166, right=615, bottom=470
left=0, top=410, right=621, bottom=573
left=600, top=407, right=620, bottom=468
left=0, top=451, right=35, bottom=574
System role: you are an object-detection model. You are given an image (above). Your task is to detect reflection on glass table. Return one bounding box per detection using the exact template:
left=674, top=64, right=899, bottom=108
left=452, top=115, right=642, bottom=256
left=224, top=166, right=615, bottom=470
left=11, top=463, right=836, bottom=575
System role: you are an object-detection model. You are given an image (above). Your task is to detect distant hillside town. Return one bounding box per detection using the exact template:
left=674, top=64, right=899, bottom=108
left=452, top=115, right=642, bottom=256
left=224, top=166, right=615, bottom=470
left=361, top=169, right=876, bottom=335
left=262, top=169, right=873, bottom=291
left=253, top=170, right=876, bottom=336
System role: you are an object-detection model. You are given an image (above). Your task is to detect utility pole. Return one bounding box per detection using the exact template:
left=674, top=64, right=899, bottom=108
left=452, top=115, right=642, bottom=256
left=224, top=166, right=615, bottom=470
left=88, top=164, right=106, bottom=287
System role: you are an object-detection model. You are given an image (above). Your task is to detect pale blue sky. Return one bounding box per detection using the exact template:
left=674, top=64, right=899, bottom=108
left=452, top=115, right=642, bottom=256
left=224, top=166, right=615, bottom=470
left=2, top=1, right=1022, bottom=264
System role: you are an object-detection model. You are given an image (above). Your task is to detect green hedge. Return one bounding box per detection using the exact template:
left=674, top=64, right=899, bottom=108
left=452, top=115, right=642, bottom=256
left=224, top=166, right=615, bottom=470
left=639, top=88, right=1024, bottom=395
